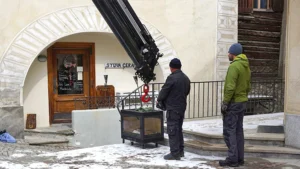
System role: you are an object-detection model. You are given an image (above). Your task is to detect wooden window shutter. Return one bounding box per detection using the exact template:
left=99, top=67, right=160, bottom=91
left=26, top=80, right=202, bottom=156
left=272, top=0, right=284, bottom=12
left=238, top=0, right=253, bottom=13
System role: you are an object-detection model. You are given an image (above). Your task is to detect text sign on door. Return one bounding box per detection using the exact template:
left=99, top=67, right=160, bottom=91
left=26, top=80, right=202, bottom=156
left=105, top=63, right=135, bottom=69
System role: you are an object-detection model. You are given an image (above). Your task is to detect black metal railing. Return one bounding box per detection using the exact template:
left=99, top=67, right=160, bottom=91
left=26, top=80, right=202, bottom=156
left=116, top=85, right=157, bottom=112
left=114, top=81, right=229, bottom=119
left=74, top=79, right=284, bottom=119
left=247, top=79, right=284, bottom=115
left=74, top=96, right=117, bottom=110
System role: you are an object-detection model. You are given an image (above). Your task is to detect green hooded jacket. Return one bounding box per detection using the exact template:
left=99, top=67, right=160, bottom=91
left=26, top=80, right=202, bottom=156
left=223, top=54, right=251, bottom=103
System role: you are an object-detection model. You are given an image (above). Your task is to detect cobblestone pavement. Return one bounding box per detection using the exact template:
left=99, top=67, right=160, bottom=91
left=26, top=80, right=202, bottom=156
left=0, top=132, right=78, bottom=159
left=208, top=158, right=300, bottom=169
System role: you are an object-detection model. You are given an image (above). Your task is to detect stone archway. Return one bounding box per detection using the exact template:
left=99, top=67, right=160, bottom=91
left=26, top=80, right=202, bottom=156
left=0, top=5, right=177, bottom=107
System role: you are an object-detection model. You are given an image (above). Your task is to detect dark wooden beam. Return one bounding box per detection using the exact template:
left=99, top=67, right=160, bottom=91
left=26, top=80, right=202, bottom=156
left=239, top=29, right=281, bottom=38
left=245, top=51, right=279, bottom=60
left=251, top=73, right=279, bottom=78
left=239, top=41, right=280, bottom=48
left=243, top=46, right=280, bottom=52
left=251, top=12, right=283, bottom=20
left=238, top=24, right=281, bottom=32
left=238, top=35, right=280, bottom=43
left=249, top=59, right=279, bottom=66
left=239, top=16, right=282, bottom=26
left=250, top=66, right=278, bottom=73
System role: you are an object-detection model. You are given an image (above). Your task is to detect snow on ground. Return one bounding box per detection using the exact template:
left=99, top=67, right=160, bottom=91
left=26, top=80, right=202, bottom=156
left=164, top=133, right=192, bottom=141
left=10, top=154, right=27, bottom=158
left=181, top=112, right=284, bottom=135
left=0, top=144, right=222, bottom=169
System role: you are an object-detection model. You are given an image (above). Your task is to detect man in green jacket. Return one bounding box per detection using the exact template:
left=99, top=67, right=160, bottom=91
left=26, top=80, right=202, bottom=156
left=219, top=43, right=251, bottom=167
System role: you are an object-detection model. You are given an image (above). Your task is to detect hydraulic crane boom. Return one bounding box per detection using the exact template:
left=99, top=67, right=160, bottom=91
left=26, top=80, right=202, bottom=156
left=92, top=0, right=163, bottom=84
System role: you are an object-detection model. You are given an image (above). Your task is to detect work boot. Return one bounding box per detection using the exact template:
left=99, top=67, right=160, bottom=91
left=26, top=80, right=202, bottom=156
left=219, top=159, right=239, bottom=167
left=179, top=151, right=184, bottom=157
left=163, top=153, right=180, bottom=160
left=238, top=160, right=244, bottom=166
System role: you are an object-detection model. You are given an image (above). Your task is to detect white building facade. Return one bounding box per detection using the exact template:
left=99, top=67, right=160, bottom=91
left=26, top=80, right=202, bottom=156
left=0, top=0, right=241, bottom=139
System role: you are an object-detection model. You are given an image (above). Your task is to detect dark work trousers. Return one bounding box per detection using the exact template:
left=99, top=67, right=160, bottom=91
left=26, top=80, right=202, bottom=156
left=223, top=102, right=246, bottom=163
left=166, top=110, right=184, bottom=156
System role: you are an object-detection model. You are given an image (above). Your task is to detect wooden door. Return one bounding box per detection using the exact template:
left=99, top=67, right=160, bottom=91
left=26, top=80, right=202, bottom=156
left=48, top=43, right=95, bottom=124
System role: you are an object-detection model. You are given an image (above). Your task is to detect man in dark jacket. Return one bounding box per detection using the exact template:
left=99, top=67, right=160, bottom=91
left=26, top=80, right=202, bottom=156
left=157, top=58, right=190, bottom=160
left=219, top=43, right=251, bottom=167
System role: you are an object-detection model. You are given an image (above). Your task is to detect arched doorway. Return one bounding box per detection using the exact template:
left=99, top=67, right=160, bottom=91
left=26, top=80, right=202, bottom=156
left=0, top=6, right=177, bottom=128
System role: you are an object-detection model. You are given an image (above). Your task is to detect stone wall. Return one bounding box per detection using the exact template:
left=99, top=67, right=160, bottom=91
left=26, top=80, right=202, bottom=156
left=0, top=106, right=24, bottom=138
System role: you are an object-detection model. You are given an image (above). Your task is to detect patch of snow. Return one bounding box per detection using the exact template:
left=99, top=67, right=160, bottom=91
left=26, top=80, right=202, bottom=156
left=14, top=149, right=33, bottom=153
left=248, top=95, right=273, bottom=98
left=125, top=145, right=216, bottom=168
left=29, top=162, right=49, bottom=168
left=75, top=140, right=81, bottom=146
left=0, top=162, right=29, bottom=169
left=4, top=144, right=220, bottom=169
left=164, top=133, right=191, bottom=141
left=10, top=154, right=26, bottom=158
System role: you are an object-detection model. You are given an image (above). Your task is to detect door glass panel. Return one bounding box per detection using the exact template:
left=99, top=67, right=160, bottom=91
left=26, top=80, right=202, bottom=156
left=57, top=54, right=84, bottom=95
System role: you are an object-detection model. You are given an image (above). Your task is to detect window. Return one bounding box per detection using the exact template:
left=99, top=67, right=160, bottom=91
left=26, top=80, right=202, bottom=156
left=253, top=0, right=272, bottom=11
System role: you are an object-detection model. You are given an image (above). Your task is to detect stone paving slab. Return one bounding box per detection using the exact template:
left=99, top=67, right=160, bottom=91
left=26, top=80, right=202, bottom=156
left=24, top=125, right=74, bottom=135
left=0, top=140, right=78, bottom=158
left=0, top=131, right=78, bottom=159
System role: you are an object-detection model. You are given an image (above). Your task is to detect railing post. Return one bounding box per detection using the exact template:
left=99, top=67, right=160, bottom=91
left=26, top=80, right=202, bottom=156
left=272, top=79, right=276, bottom=112
left=193, top=82, right=196, bottom=119
left=152, top=83, right=155, bottom=110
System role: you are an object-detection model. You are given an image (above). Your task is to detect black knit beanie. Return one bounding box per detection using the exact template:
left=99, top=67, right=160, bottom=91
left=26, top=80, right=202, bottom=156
left=169, top=58, right=182, bottom=69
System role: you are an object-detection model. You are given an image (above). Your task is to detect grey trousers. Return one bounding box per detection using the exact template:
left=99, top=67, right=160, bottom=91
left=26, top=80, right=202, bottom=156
left=166, top=110, right=184, bottom=155
left=223, top=102, right=246, bottom=163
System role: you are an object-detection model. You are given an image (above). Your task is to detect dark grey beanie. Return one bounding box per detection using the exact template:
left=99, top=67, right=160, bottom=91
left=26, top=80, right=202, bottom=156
left=228, top=43, right=243, bottom=56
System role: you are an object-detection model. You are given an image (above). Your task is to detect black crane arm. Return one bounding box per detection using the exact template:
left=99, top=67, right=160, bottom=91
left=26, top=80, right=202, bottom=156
left=92, top=0, right=163, bottom=84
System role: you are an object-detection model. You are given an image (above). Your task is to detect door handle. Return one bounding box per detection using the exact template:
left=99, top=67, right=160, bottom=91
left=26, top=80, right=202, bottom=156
left=53, top=78, right=57, bottom=94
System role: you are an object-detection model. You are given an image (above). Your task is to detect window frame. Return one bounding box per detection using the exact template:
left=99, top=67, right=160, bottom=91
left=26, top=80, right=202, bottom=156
left=253, top=0, right=273, bottom=12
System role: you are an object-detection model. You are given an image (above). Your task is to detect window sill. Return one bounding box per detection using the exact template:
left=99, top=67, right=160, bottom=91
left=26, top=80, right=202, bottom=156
left=253, top=9, right=274, bottom=12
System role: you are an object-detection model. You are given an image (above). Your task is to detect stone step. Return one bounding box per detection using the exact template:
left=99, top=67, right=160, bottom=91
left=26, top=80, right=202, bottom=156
left=164, top=128, right=285, bottom=146
left=161, top=139, right=300, bottom=159
left=25, top=135, right=69, bottom=145
left=24, top=125, right=74, bottom=136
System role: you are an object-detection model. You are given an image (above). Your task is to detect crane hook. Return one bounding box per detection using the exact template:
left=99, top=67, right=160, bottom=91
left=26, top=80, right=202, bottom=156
left=141, top=84, right=151, bottom=102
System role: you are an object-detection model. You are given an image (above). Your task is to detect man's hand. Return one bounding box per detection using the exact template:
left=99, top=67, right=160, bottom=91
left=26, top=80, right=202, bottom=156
left=221, top=102, right=228, bottom=115
left=156, top=101, right=166, bottom=111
